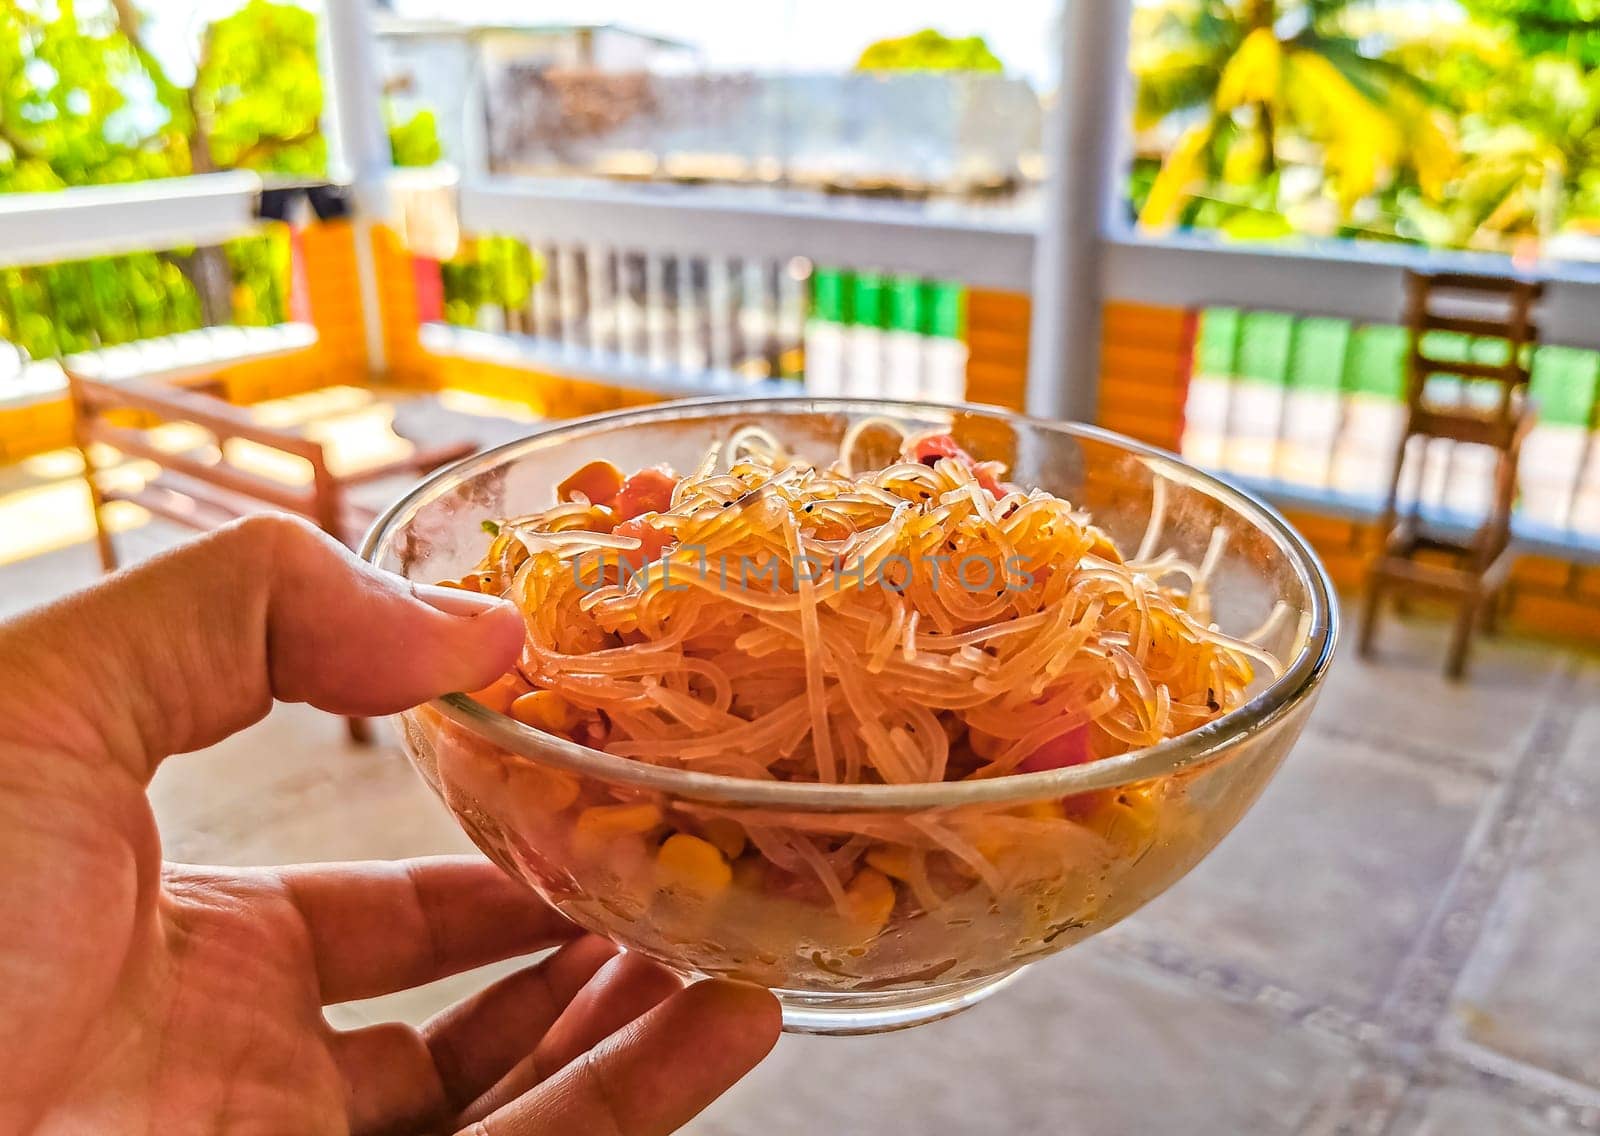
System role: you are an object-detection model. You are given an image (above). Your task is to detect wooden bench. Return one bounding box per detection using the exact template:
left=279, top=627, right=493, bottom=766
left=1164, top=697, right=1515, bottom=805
left=67, top=371, right=477, bottom=742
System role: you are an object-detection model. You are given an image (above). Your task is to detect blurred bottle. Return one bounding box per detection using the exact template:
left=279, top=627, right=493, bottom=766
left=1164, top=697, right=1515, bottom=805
left=884, top=276, right=924, bottom=401
left=1180, top=308, right=1238, bottom=471
left=921, top=281, right=968, bottom=403
left=1221, top=311, right=1292, bottom=478
left=1522, top=346, right=1600, bottom=531
left=846, top=272, right=887, bottom=397
left=1276, top=317, right=1347, bottom=488
left=1572, top=430, right=1600, bottom=538
left=804, top=267, right=849, bottom=395
left=1329, top=324, right=1410, bottom=502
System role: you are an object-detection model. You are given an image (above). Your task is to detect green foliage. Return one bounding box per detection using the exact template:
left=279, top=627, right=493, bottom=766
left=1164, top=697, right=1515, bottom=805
left=384, top=102, right=528, bottom=327
left=856, top=29, right=1005, bottom=74
left=1131, top=0, right=1600, bottom=254
left=198, top=1, right=326, bottom=174
left=440, top=236, right=540, bottom=328
left=0, top=2, right=183, bottom=188
left=0, top=226, right=287, bottom=359
left=1130, top=0, right=1248, bottom=130
left=0, top=1, right=320, bottom=361
left=388, top=107, right=442, bottom=168
left=383, top=103, right=535, bottom=326
left=224, top=225, right=291, bottom=326
left=1380, top=19, right=1600, bottom=249
left=1134, top=0, right=1457, bottom=234
left=1459, top=0, right=1600, bottom=67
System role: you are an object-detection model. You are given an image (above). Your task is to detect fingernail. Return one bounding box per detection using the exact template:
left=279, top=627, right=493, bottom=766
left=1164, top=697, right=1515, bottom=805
left=413, top=582, right=511, bottom=618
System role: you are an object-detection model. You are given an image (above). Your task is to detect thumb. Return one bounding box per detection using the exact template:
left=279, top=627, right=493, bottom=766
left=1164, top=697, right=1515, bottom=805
left=0, top=514, right=523, bottom=778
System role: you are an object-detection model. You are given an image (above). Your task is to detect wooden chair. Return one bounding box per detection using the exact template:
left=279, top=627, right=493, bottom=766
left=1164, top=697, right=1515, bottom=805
left=66, top=371, right=477, bottom=742
left=1358, top=271, right=1544, bottom=679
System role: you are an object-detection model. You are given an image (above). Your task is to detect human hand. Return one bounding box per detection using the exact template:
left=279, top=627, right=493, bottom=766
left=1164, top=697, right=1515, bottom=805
left=0, top=515, right=779, bottom=1134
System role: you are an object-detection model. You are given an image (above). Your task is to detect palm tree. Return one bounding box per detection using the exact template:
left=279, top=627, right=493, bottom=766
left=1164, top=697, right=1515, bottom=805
left=1384, top=23, right=1600, bottom=253
left=1460, top=0, right=1600, bottom=68
left=1132, top=0, right=1456, bottom=233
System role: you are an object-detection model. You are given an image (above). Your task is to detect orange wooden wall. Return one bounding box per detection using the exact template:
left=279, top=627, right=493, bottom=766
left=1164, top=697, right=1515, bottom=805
left=1095, top=302, right=1191, bottom=452
left=0, top=397, right=73, bottom=464
left=964, top=289, right=1030, bottom=412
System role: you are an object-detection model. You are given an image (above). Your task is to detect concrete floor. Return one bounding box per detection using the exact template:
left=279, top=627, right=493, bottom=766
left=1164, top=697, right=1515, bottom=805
left=3, top=392, right=1597, bottom=1135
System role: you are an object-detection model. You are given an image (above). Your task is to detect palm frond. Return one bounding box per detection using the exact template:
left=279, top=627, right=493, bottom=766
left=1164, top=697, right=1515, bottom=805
left=1139, top=118, right=1220, bottom=230
left=1304, top=35, right=1447, bottom=108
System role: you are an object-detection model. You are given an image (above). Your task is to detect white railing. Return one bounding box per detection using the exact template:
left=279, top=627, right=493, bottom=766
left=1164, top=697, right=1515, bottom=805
left=0, top=172, right=262, bottom=269
left=459, top=177, right=1037, bottom=292
left=0, top=172, right=314, bottom=408
left=423, top=176, right=1015, bottom=400
left=1102, top=230, right=1600, bottom=352
left=430, top=237, right=810, bottom=397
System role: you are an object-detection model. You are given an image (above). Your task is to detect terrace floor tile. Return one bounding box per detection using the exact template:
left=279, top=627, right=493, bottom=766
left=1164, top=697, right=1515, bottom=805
left=1110, top=728, right=1496, bottom=1024
left=1443, top=661, right=1600, bottom=1098
left=695, top=942, right=1357, bottom=1136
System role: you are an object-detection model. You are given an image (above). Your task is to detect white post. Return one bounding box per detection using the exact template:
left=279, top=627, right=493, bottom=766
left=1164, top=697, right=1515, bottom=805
left=1026, top=0, right=1131, bottom=422
left=319, top=0, right=392, bottom=376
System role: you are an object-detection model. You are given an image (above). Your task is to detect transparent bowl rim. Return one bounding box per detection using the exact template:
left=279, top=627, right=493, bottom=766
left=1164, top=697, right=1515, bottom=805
left=361, top=396, right=1338, bottom=811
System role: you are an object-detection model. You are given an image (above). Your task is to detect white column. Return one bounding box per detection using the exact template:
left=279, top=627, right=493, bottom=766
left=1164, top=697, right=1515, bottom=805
left=318, top=0, right=392, bottom=375
left=1026, top=0, right=1131, bottom=422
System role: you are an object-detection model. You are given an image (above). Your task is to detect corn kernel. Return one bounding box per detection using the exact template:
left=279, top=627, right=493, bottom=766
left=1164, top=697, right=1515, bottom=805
left=842, top=867, right=897, bottom=932
left=1097, top=789, right=1160, bottom=856
left=467, top=674, right=526, bottom=714
left=699, top=817, right=747, bottom=860
left=656, top=833, right=733, bottom=896
left=1016, top=799, right=1066, bottom=822
left=972, top=831, right=1012, bottom=864
left=864, top=845, right=917, bottom=881
left=509, top=691, right=580, bottom=734
left=575, top=802, right=663, bottom=844
left=506, top=764, right=581, bottom=815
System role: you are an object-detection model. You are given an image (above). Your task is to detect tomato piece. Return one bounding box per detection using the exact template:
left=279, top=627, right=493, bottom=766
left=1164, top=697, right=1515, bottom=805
left=973, top=461, right=1017, bottom=498
left=557, top=460, right=625, bottom=507
left=614, top=515, right=677, bottom=574
left=1016, top=724, right=1092, bottom=773
left=909, top=435, right=1015, bottom=497
left=910, top=434, right=967, bottom=466
left=613, top=467, right=678, bottom=521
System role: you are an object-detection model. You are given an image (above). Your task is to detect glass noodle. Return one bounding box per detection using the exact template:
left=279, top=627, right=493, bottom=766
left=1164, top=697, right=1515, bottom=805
left=460, top=419, right=1280, bottom=786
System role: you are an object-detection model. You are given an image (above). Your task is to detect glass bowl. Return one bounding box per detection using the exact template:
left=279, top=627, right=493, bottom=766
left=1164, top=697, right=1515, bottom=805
left=361, top=398, right=1337, bottom=1035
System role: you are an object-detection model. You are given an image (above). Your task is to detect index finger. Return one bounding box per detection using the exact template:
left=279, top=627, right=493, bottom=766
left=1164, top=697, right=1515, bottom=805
left=274, top=856, right=580, bottom=1003
left=468, top=980, right=780, bottom=1136
left=0, top=514, right=525, bottom=780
